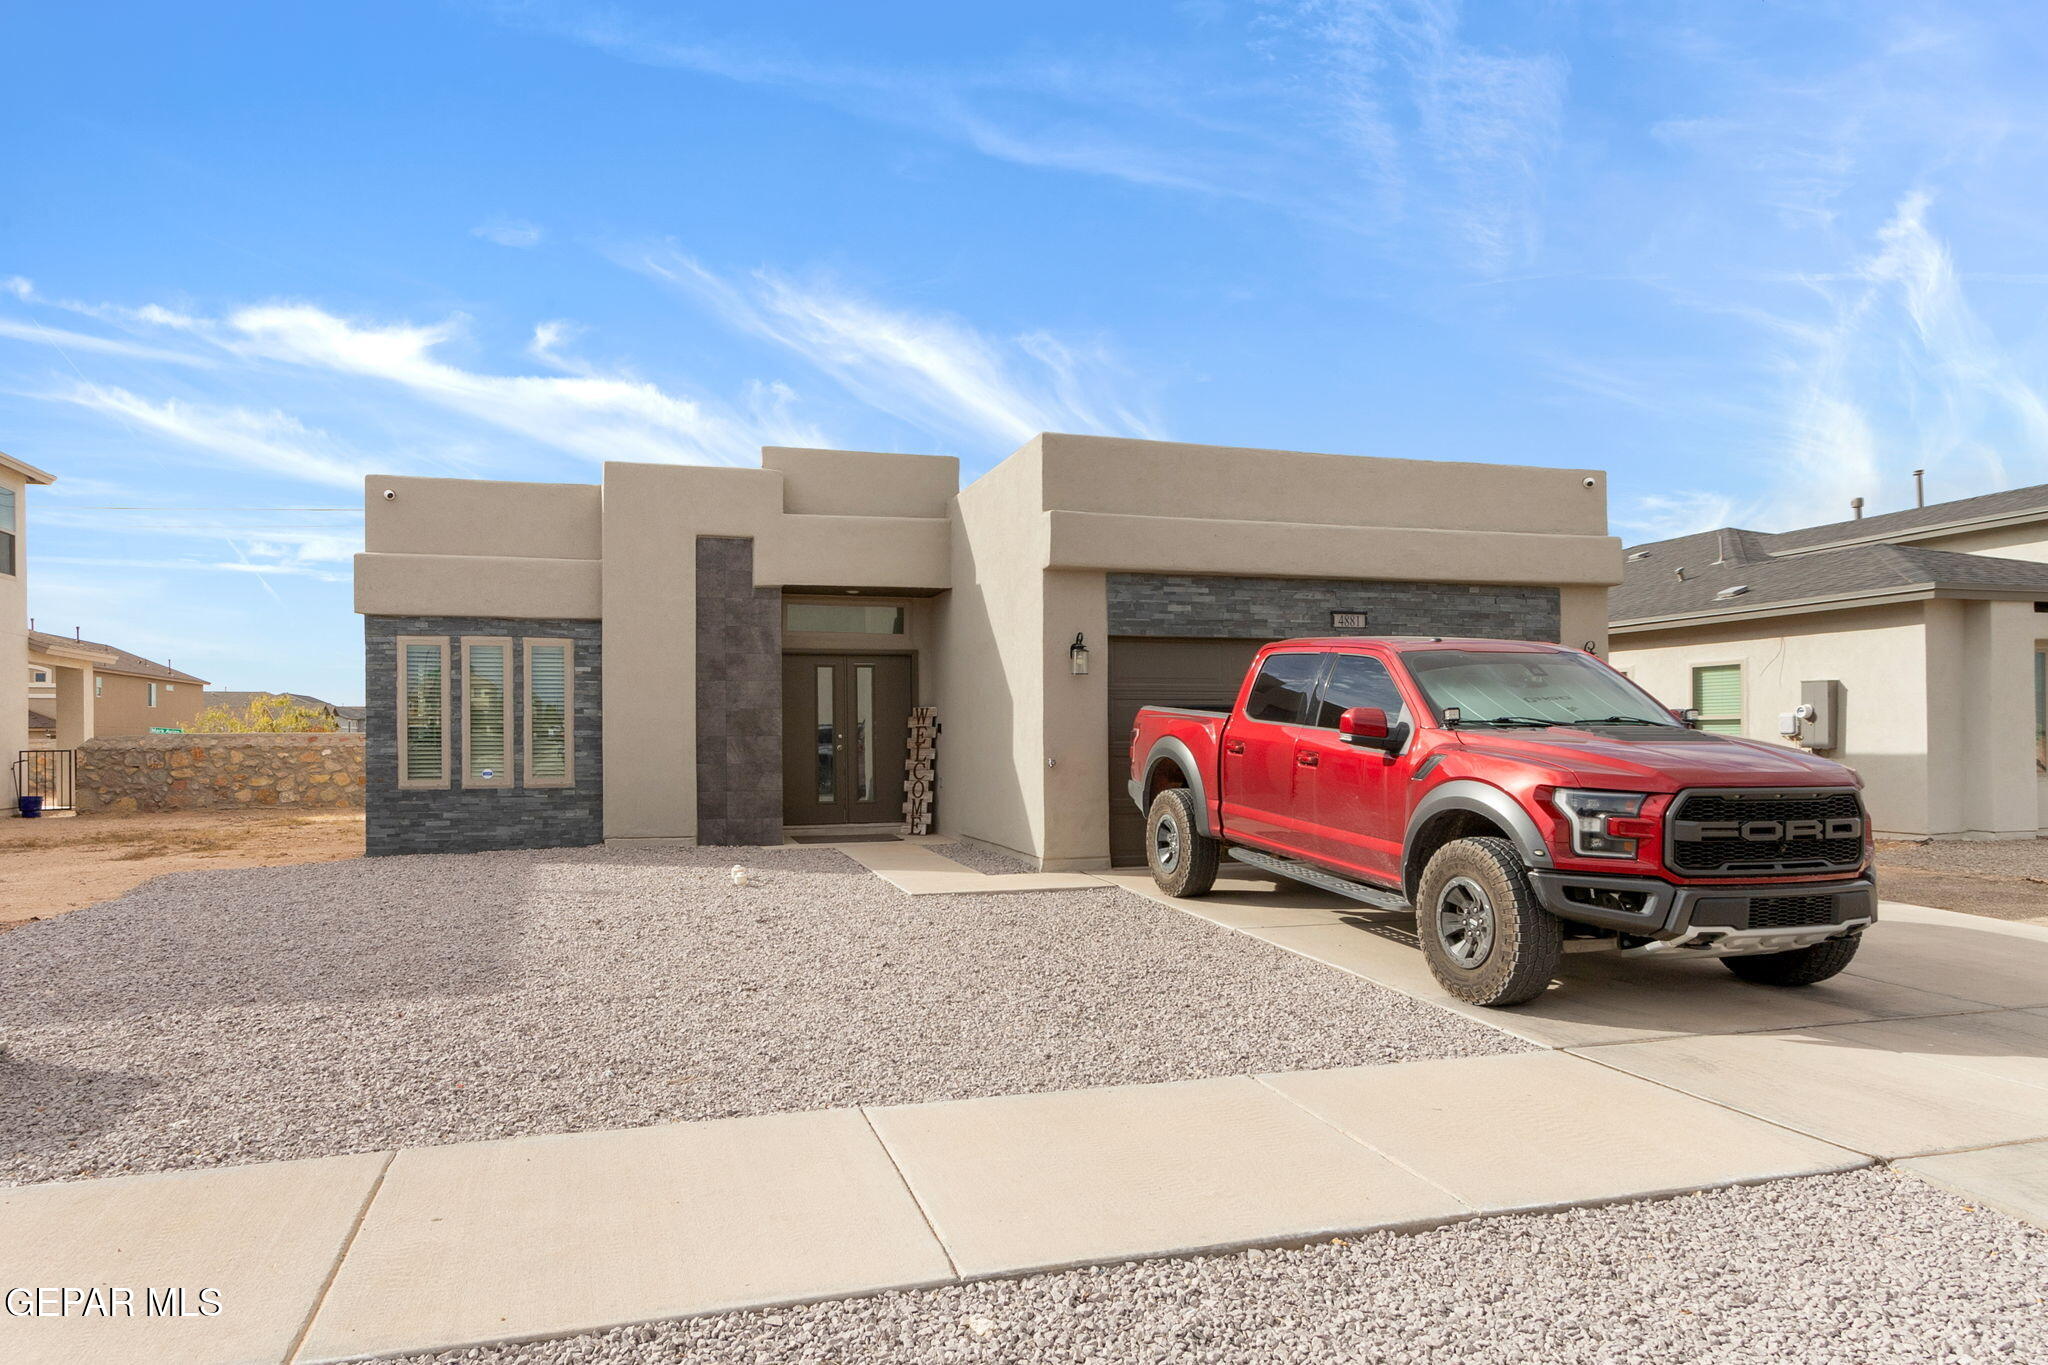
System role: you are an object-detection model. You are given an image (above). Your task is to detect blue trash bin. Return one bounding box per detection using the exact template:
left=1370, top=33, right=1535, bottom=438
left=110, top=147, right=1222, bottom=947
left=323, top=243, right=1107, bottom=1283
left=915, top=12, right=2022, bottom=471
left=17, top=796, right=42, bottom=818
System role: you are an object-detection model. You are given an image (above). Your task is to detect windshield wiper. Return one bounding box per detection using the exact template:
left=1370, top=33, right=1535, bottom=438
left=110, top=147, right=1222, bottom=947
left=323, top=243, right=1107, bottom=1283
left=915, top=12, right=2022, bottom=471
left=1575, top=715, right=1672, bottom=726
left=1478, top=716, right=1558, bottom=728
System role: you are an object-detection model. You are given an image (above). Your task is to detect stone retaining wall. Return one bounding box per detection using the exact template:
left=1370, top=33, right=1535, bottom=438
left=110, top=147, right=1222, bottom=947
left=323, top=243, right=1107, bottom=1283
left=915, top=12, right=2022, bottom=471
left=75, top=734, right=365, bottom=813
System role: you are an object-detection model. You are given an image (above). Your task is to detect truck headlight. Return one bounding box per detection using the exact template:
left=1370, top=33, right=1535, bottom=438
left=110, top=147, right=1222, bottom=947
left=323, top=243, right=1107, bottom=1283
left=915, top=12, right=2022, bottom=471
left=1551, top=789, right=1651, bottom=859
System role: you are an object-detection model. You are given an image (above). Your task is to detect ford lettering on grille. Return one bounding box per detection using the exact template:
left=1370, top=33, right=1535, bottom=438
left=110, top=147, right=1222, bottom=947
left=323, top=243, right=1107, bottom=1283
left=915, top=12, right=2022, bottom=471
left=1666, top=788, right=1867, bottom=875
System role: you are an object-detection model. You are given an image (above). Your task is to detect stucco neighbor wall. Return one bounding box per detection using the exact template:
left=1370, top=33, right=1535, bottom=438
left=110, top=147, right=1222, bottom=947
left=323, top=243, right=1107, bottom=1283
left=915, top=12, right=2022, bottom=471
left=0, top=470, right=25, bottom=781
left=87, top=672, right=205, bottom=737
left=75, top=733, right=363, bottom=813
left=363, top=615, right=603, bottom=856
left=1610, top=599, right=2047, bottom=840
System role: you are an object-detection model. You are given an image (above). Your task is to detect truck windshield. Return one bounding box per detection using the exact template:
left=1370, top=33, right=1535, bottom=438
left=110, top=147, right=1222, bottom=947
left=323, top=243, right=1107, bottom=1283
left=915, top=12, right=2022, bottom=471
left=1401, top=650, right=1679, bottom=729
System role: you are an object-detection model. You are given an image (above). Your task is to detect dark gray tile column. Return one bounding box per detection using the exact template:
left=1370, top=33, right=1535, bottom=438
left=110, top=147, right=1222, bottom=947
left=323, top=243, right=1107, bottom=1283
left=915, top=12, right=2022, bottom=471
left=695, top=537, right=783, bottom=845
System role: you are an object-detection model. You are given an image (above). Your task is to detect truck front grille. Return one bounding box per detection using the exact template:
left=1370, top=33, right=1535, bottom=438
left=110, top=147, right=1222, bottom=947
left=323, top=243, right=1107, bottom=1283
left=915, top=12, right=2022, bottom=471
left=1667, top=788, right=1866, bottom=876
left=1745, top=895, right=1837, bottom=929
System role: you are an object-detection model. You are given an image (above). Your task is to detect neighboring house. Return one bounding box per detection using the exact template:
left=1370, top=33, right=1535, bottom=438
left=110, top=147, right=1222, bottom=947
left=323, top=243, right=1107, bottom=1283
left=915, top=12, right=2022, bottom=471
left=25, top=629, right=209, bottom=742
left=355, top=434, right=1621, bottom=863
left=202, top=691, right=353, bottom=730
left=1608, top=483, right=2048, bottom=842
left=3, top=449, right=58, bottom=778
left=332, top=705, right=366, bottom=734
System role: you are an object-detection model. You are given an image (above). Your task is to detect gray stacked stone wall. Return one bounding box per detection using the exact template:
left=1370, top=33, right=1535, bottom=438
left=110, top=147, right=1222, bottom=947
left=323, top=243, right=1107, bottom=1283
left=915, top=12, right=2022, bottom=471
left=694, top=537, right=783, bottom=845
left=364, top=615, right=603, bottom=856
left=1106, top=574, right=1560, bottom=642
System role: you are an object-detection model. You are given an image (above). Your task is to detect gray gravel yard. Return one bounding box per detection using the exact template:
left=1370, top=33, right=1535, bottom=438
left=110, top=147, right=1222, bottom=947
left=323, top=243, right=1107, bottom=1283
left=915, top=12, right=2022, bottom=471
left=393, top=1168, right=2048, bottom=1365
left=0, top=844, right=1522, bottom=1186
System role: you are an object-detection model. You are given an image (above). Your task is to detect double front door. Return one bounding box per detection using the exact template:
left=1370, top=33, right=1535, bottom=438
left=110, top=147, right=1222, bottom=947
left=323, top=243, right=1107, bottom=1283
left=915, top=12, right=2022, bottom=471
left=781, top=654, right=914, bottom=826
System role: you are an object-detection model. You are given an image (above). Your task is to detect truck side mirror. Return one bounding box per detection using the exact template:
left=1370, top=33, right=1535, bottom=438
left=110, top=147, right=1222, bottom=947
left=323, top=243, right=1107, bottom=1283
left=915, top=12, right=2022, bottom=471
left=1339, top=706, right=1399, bottom=750
left=1675, top=707, right=1701, bottom=729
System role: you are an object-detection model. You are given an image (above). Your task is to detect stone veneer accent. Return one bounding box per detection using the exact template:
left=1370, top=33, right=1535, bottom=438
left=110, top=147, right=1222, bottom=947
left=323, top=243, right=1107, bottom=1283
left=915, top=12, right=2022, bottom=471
left=75, top=733, right=364, bottom=813
left=1106, top=573, right=1561, bottom=642
left=364, top=615, right=602, bottom=856
left=694, top=537, right=783, bottom=845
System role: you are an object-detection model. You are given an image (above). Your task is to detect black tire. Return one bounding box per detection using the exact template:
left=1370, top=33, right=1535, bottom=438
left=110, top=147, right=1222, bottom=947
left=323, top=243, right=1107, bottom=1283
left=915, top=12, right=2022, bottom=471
left=1146, top=788, right=1219, bottom=897
left=1721, top=935, right=1861, bottom=986
left=1415, top=836, right=1562, bottom=1007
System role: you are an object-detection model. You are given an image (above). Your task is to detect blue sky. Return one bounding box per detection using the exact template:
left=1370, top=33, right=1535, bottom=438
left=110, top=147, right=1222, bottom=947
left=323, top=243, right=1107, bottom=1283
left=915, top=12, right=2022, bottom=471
left=6, top=1, right=2048, bottom=703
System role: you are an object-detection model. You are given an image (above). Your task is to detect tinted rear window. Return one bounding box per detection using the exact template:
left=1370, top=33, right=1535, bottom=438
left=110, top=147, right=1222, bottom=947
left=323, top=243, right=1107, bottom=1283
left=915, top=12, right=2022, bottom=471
left=1243, top=653, right=1323, bottom=724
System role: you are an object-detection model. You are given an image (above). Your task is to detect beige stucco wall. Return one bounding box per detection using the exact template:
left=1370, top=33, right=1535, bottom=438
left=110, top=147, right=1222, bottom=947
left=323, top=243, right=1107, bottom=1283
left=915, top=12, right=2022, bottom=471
left=1, top=468, right=27, bottom=780
left=1850, top=520, right=2048, bottom=564
left=1611, top=598, right=2044, bottom=840
left=931, top=439, right=1048, bottom=862
left=89, top=671, right=206, bottom=737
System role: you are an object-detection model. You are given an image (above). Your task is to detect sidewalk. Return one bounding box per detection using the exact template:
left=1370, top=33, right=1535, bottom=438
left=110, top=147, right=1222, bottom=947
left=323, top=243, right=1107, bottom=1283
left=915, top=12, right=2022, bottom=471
left=5, top=882, right=2047, bottom=1365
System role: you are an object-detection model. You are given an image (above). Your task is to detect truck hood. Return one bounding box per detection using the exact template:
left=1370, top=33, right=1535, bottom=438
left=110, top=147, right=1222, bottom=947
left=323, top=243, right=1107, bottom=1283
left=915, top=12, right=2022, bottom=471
left=1448, top=725, right=1857, bottom=792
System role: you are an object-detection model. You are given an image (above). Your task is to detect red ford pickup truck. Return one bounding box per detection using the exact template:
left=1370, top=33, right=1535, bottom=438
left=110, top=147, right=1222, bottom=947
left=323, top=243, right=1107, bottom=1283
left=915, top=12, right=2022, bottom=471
left=1129, top=637, right=1875, bottom=1006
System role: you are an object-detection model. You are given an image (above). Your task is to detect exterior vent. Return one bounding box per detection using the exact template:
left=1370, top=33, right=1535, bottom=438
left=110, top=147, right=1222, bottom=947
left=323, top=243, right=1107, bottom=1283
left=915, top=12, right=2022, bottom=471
left=1715, top=585, right=1749, bottom=600
left=1627, top=550, right=1653, bottom=562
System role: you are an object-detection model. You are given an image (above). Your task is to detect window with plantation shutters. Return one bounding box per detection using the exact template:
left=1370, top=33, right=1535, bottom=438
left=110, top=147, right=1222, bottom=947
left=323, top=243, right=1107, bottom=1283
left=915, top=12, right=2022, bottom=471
left=463, top=638, right=513, bottom=787
left=524, top=639, right=574, bottom=786
left=1691, top=664, right=1743, bottom=735
left=397, top=638, right=449, bottom=787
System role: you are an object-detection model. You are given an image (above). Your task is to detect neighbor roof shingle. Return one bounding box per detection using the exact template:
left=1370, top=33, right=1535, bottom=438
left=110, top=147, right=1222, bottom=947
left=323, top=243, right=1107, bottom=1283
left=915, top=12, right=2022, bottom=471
left=25, top=631, right=208, bottom=685
left=1612, top=480, right=2048, bottom=626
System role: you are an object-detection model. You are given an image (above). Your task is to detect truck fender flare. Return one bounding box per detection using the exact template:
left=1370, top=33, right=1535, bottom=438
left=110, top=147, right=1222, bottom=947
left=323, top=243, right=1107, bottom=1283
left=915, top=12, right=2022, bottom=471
left=1402, top=779, right=1552, bottom=900
left=1132, top=736, right=1216, bottom=837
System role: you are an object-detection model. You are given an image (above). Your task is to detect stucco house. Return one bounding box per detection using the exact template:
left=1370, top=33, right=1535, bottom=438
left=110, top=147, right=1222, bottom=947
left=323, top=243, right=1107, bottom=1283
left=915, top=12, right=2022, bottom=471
left=1608, top=483, right=2048, bottom=842
left=353, top=434, right=1621, bottom=865
left=26, top=630, right=209, bottom=742
left=3, top=449, right=58, bottom=776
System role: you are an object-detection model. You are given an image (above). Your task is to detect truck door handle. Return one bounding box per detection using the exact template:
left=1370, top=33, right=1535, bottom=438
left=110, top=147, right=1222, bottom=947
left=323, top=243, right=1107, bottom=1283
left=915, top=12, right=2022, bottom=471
left=1225, top=740, right=1245, bottom=755
left=1296, top=750, right=1319, bottom=768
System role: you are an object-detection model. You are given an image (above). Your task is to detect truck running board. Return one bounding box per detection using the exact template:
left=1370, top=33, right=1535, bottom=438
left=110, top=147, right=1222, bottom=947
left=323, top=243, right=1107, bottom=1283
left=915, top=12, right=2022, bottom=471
left=1227, top=847, right=1412, bottom=915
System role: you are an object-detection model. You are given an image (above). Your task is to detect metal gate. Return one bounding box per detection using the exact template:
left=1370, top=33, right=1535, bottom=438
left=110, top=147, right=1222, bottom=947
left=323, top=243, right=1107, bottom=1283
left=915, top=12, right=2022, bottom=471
left=12, top=749, right=76, bottom=811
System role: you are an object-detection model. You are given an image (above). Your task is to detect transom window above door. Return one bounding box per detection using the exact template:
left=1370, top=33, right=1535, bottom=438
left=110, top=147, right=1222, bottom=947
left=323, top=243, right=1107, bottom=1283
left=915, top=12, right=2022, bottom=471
left=784, top=601, right=905, bottom=635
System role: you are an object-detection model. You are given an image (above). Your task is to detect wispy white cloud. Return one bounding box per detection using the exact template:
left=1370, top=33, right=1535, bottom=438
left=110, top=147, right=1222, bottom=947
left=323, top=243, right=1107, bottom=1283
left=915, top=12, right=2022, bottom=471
left=1283, top=0, right=1566, bottom=270
left=37, top=554, right=352, bottom=583
left=0, top=316, right=215, bottom=366
left=500, top=1, right=1564, bottom=268
left=1620, top=190, right=2048, bottom=538
left=10, top=289, right=825, bottom=473
left=632, top=248, right=1164, bottom=448
left=39, top=383, right=374, bottom=489
left=473, top=217, right=546, bottom=248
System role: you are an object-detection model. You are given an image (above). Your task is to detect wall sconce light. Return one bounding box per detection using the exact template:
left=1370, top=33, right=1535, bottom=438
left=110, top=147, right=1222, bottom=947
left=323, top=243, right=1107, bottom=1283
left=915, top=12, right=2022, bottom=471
left=1069, top=632, right=1090, bottom=675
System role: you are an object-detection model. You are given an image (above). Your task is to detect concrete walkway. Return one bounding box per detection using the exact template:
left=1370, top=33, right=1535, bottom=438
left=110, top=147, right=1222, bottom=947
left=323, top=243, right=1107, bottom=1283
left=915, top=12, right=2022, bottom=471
left=6, top=863, right=2048, bottom=1365
left=826, top=838, right=1110, bottom=895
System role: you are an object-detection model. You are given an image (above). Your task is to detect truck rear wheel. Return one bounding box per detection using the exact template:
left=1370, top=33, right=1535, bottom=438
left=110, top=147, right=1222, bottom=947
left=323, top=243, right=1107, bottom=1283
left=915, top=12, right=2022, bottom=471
left=1146, top=788, right=1219, bottom=897
left=1721, top=935, right=1861, bottom=986
left=1415, top=836, right=1561, bottom=1007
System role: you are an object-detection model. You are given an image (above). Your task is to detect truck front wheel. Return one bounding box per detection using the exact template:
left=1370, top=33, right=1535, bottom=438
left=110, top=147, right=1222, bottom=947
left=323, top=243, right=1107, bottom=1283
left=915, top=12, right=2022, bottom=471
left=1415, top=836, right=1562, bottom=1007
left=1721, top=935, right=1861, bottom=986
left=1146, top=788, right=1219, bottom=897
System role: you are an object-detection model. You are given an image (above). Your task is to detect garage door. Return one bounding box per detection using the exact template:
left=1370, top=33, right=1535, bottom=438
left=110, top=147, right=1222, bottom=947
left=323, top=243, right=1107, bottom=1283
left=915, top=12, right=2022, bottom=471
left=1107, top=637, right=1268, bottom=866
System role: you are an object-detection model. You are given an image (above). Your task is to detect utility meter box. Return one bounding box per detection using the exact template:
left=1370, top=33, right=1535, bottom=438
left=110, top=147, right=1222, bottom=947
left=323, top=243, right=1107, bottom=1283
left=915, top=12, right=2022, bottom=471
left=1799, top=679, right=1842, bottom=751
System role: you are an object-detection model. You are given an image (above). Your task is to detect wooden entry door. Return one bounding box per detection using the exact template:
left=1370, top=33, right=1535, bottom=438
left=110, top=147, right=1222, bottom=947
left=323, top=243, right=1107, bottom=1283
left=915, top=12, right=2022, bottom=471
left=781, top=654, right=914, bottom=827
